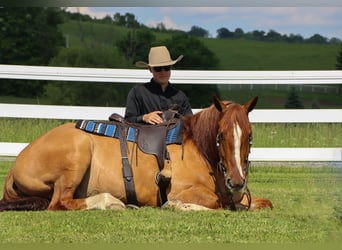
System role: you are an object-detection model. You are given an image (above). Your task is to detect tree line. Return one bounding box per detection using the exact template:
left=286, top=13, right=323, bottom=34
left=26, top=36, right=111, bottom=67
left=76, top=11, right=342, bottom=45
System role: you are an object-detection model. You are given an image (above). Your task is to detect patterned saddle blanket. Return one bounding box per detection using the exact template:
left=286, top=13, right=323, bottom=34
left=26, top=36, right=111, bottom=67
left=75, top=113, right=183, bottom=170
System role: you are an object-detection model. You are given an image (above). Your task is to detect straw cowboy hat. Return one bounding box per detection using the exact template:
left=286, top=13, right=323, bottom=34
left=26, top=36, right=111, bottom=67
left=135, top=46, right=183, bottom=68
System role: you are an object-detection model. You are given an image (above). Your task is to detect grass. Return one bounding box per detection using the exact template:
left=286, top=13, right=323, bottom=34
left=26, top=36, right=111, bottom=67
left=218, top=85, right=342, bottom=109
left=202, top=38, right=341, bottom=70
left=0, top=163, right=341, bottom=243
left=252, top=123, right=342, bottom=147
left=0, top=118, right=341, bottom=148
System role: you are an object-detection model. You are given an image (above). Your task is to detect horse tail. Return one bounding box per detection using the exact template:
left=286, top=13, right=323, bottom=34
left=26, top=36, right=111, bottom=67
left=0, top=170, right=50, bottom=211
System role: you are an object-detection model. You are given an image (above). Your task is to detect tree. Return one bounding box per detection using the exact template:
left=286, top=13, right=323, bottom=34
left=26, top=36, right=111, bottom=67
left=306, top=34, right=328, bottom=44
left=116, top=28, right=156, bottom=63
left=234, top=28, right=244, bottom=39
left=113, top=12, right=139, bottom=28
left=216, top=27, right=234, bottom=38
left=0, top=7, right=64, bottom=98
left=286, top=33, right=304, bottom=43
left=188, top=26, right=209, bottom=38
left=46, top=46, right=132, bottom=106
left=162, top=34, right=219, bottom=70
left=161, top=34, right=220, bottom=107
left=329, top=37, right=342, bottom=44
left=265, top=30, right=283, bottom=42
left=336, top=44, right=342, bottom=70
left=0, top=7, right=64, bottom=65
left=284, top=87, right=304, bottom=109
left=99, top=15, right=113, bottom=24
left=113, top=12, right=126, bottom=26
left=250, top=30, right=265, bottom=41
left=155, top=22, right=166, bottom=32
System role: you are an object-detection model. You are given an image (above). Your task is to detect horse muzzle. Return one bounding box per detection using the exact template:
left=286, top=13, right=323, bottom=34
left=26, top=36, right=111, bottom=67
left=225, top=178, right=246, bottom=193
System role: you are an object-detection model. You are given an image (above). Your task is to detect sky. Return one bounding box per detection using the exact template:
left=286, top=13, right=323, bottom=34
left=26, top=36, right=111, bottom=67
left=67, top=7, right=342, bottom=40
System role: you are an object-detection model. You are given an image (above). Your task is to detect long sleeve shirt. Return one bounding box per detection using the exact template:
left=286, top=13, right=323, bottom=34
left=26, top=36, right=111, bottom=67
left=124, top=78, right=193, bottom=123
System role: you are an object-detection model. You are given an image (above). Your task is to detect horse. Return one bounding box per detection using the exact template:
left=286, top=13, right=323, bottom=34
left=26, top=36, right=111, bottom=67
left=0, top=96, right=272, bottom=211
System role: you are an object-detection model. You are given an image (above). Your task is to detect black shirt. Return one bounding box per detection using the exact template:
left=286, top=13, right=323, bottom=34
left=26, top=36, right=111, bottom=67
left=124, top=79, right=193, bottom=123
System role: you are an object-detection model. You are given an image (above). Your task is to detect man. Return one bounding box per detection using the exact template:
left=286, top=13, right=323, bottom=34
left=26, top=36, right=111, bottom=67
left=124, top=46, right=193, bottom=124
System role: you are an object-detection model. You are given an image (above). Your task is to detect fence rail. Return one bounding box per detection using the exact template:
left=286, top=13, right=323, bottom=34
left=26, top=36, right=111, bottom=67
left=1, top=103, right=341, bottom=123
left=0, top=142, right=340, bottom=162
left=1, top=65, right=341, bottom=162
left=1, top=64, right=342, bottom=84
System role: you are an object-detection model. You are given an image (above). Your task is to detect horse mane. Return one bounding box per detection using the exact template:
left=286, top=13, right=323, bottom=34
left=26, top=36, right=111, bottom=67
left=182, top=104, right=222, bottom=167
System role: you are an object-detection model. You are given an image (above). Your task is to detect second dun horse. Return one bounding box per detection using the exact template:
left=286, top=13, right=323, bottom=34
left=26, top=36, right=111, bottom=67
left=0, top=96, right=272, bottom=211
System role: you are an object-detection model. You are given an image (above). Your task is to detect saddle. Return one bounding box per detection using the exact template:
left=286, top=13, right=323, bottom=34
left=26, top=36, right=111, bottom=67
left=108, top=110, right=182, bottom=171
left=75, top=110, right=183, bottom=206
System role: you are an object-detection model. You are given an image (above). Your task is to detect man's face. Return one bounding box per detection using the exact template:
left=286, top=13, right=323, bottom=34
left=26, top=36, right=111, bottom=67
left=149, top=65, right=172, bottom=86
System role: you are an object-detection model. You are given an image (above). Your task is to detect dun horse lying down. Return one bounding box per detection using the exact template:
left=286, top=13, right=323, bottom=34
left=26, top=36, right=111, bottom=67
left=0, top=96, right=272, bottom=211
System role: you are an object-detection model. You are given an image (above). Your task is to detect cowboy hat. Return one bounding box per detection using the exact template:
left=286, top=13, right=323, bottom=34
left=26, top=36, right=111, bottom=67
left=135, top=46, right=183, bottom=68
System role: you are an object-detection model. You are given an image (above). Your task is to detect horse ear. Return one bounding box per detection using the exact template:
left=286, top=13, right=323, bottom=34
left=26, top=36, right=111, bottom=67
left=244, top=96, right=258, bottom=113
left=213, top=95, right=225, bottom=112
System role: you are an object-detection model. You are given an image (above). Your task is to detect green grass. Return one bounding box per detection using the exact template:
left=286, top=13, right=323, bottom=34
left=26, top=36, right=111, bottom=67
left=0, top=163, right=341, bottom=243
left=202, top=38, right=341, bottom=70
left=252, top=123, right=342, bottom=147
left=218, top=85, right=342, bottom=109
left=0, top=118, right=341, bottom=148
left=60, top=21, right=129, bottom=48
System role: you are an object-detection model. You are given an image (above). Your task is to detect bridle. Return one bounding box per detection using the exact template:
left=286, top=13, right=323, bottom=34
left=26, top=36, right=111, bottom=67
left=216, top=130, right=253, bottom=210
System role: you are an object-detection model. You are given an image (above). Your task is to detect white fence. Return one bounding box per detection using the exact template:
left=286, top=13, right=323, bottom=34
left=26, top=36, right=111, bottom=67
left=0, top=65, right=341, bottom=162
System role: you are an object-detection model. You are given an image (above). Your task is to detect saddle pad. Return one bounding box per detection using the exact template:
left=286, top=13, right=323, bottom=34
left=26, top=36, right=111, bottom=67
left=75, top=119, right=183, bottom=145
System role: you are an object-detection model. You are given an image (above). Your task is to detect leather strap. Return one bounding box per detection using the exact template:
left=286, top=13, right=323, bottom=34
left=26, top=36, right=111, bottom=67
left=118, top=124, right=138, bottom=206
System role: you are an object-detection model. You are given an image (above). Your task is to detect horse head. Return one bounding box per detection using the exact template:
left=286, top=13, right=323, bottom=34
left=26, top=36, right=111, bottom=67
left=213, top=95, right=258, bottom=207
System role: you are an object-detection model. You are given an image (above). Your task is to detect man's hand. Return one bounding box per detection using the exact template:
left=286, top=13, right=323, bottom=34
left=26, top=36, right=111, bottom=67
left=142, top=111, right=163, bottom=124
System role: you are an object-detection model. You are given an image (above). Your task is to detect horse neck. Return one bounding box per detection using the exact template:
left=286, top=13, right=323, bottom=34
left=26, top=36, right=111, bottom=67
left=183, top=106, right=220, bottom=167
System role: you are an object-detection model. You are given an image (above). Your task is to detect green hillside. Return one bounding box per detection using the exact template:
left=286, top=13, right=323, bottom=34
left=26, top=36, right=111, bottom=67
left=202, top=38, right=340, bottom=70
left=60, top=20, right=341, bottom=70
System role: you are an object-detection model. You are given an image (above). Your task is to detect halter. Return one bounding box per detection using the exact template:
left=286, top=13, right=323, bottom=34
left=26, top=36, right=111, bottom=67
left=216, top=130, right=253, bottom=210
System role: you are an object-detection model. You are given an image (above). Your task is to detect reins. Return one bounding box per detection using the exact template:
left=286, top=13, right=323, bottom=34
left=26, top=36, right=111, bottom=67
left=215, top=129, right=253, bottom=210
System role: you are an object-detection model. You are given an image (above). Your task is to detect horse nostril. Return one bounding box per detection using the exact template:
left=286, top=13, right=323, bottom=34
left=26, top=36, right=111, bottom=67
left=226, top=178, right=245, bottom=191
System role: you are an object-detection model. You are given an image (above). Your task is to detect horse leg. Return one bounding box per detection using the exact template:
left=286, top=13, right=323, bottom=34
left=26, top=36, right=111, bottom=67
left=167, top=184, right=222, bottom=210
left=48, top=171, right=126, bottom=210
left=238, top=194, right=273, bottom=210
left=162, top=199, right=212, bottom=211
left=84, top=193, right=126, bottom=210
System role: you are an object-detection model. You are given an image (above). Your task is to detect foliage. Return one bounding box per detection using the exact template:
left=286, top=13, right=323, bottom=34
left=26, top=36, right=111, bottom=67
left=116, top=28, right=156, bottom=63
left=113, top=12, right=140, bottom=28
left=160, top=34, right=220, bottom=107
left=0, top=7, right=64, bottom=98
left=336, top=44, right=342, bottom=70
left=187, top=25, right=209, bottom=38
left=306, top=33, right=329, bottom=44
left=49, top=46, right=128, bottom=68
left=162, top=34, right=219, bottom=70
left=0, top=7, right=64, bottom=65
left=284, top=87, right=305, bottom=109
left=45, top=46, right=132, bottom=106
left=62, top=8, right=93, bottom=22
left=216, top=27, right=235, bottom=38
left=216, top=27, right=338, bottom=44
